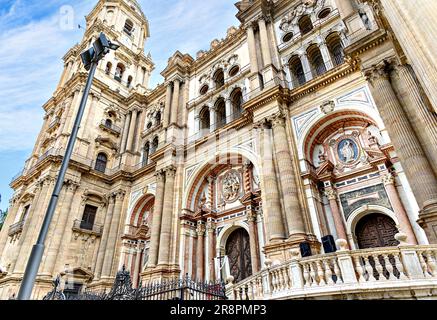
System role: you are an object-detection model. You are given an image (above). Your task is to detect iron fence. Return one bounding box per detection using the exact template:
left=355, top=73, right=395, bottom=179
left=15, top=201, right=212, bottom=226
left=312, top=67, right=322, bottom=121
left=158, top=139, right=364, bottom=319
left=43, top=267, right=227, bottom=301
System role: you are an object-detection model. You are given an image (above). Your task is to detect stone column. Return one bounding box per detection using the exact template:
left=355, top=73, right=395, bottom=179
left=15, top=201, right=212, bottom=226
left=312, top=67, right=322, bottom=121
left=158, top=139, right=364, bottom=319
left=163, top=83, right=173, bottom=128
left=334, top=0, right=355, bottom=19
left=13, top=176, right=54, bottom=274
left=43, top=180, right=79, bottom=274
left=258, top=122, right=286, bottom=241
left=206, top=221, right=216, bottom=281
left=120, top=112, right=131, bottom=153
left=94, top=195, right=115, bottom=279
left=247, top=209, right=260, bottom=273
left=270, top=114, right=306, bottom=238
left=157, top=166, right=177, bottom=266
left=365, top=60, right=437, bottom=243
left=209, top=106, right=217, bottom=133
left=300, top=53, right=313, bottom=82
left=196, top=221, right=206, bottom=280
left=126, top=108, right=139, bottom=152
left=324, top=188, right=348, bottom=244
left=243, top=161, right=252, bottom=194
left=132, top=244, right=143, bottom=288
left=382, top=173, right=418, bottom=244
left=258, top=17, right=272, bottom=67
left=247, top=23, right=260, bottom=90
left=0, top=196, right=21, bottom=261
left=319, top=41, right=334, bottom=70
left=391, top=64, right=437, bottom=176
left=101, top=190, right=126, bottom=278
left=148, top=170, right=165, bottom=267
left=170, top=79, right=180, bottom=126
left=225, top=99, right=232, bottom=124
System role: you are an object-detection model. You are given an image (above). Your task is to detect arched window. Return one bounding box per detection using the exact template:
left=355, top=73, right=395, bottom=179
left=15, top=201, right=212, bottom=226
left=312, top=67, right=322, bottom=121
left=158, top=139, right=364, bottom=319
left=95, top=153, right=108, bottom=173
left=105, top=119, right=113, bottom=128
left=124, top=19, right=134, bottom=36
left=155, top=111, right=161, bottom=125
left=199, top=106, right=210, bottom=134
left=289, top=55, right=306, bottom=87
left=326, top=33, right=344, bottom=66
left=213, top=69, right=225, bottom=89
left=114, top=63, right=125, bottom=82
left=151, top=137, right=159, bottom=154
left=105, top=62, right=112, bottom=75
left=298, top=15, right=313, bottom=35
left=307, top=44, right=326, bottom=76
left=215, top=98, right=226, bottom=129
left=230, top=88, right=243, bottom=119
left=127, top=76, right=133, bottom=88
left=143, top=142, right=150, bottom=166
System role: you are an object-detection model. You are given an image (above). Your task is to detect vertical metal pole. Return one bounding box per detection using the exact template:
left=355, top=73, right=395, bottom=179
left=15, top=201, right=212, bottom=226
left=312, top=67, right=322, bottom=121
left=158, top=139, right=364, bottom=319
left=17, top=62, right=98, bottom=300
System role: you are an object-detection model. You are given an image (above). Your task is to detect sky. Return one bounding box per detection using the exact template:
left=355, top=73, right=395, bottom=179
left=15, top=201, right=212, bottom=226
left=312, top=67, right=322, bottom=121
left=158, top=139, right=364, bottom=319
left=0, top=0, right=240, bottom=211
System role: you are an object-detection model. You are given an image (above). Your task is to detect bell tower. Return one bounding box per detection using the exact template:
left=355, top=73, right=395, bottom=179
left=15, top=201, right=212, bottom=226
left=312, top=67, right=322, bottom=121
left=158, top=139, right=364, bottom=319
left=57, top=0, right=154, bottom=92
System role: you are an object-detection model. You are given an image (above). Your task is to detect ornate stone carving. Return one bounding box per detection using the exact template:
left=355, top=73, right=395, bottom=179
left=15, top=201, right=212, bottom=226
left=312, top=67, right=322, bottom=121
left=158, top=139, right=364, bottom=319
left=320, top=100, right=335, bottom=114
left=222, top=170, right=241, bottom=203
left=324, top=188, right=337, bottom=201
left=382, top=173, right=395, bottom=186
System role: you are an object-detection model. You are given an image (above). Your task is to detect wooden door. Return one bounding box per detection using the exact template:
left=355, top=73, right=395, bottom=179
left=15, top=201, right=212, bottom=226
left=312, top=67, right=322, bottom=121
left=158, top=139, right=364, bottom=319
left=226, top=229, right=252, bottom=283
left=356, top=213, right=399, bottom=249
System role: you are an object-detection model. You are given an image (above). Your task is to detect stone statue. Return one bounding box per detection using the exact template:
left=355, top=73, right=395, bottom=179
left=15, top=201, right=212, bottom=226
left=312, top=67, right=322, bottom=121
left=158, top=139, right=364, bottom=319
left=340, top=140, right=355, bottom=163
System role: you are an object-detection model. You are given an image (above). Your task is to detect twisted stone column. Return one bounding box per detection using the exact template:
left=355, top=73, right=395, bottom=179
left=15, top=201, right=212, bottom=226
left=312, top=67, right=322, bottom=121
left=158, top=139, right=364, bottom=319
left=390, top=64, right=437, bottom=176
left=170, top=79, right=180, bottom=126
left=147, top=170, right=165, bottom=267
left=101, top=190, right=126, bottom=278
left=382, top=173, right=418, bottom=244
left=126, top=108, right=139, bottom=152
left=258, top=122, right=286, bottom=241
left=163, top=83, right=173, bottom=128
left=196, top=221, right=206, bottom=280
left=247, top=209, right=260, bottom=273
left=157, top=166, right=177, bottom=266
left=365, top=60, right=437, bottom=243
left=94, top=195, right=115, bottom=279
left=270, top=114, right=306, bottom=238
left=324, top=188, right=348, bottom=244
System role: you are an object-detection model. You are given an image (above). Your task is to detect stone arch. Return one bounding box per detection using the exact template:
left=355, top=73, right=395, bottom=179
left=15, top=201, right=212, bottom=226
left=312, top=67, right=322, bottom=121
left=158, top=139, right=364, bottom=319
left=297, top=104, right=385, bottom=160
left=183, top=151, right=260, bottom=210
left=216, top=222, right=250, bottom=256
left=125, top=193, right=155, bottom=227
left=346, top=205, right=400, bottom=249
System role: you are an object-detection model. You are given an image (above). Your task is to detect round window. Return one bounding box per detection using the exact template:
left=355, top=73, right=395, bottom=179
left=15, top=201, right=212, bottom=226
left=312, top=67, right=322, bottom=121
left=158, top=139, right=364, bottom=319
left=318, top=8, right=332, bottom=19
left=200, top=84, right=209, bottom=95
left=228, top=65, right=240, bottom=77
left=282, top=32, right=294, bottom=43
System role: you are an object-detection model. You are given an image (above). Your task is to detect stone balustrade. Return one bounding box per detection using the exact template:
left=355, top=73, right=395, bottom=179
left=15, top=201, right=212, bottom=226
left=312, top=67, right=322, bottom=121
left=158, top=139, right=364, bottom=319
left=227, top=244, right=437, bottom=300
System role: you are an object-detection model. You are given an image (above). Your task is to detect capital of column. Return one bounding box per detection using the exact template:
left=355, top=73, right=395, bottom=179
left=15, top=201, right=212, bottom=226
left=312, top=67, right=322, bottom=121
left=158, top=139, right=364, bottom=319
left=39, top=175, right=56, bottom=188
left=363, top=58, right=398, bottom=85
left=206, top=221, right=216, bottom=233
left=105, top=192, right=116, bottom=205
left=155, top=169, right=166, bottom=182
left=163, top=165, right=177, bottom=178
left=324, top=188, right=338, bottom=201
left=382, top=173, right=395, bottom=186
left=196, top=221, right=206, bottom=236
left=247, top=209, right=257, bottom=222
left=65, top=179, right=80, bottom=192
left=268, top=112, right=286, bottom=129
left=113, top=189, right=126, bottom=201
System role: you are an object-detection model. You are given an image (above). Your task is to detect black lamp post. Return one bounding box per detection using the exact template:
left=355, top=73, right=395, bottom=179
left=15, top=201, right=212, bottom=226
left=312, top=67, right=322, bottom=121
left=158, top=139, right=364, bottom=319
left=17, top=33, right=119, bottom=300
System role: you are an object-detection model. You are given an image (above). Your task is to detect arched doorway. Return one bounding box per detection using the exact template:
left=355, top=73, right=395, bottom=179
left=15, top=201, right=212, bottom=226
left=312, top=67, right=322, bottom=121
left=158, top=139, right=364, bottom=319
left=356, top=213, right=399, bottom=249
left=226, top=228, right=252, bottom=283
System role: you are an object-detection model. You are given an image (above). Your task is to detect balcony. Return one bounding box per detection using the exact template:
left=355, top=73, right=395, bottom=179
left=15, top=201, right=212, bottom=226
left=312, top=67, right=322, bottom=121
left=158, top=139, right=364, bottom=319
left=8, top=220, right=25, bottom=237
left=72, top=219, right=103, bottom=236
left=99, top=120, right=121, bottom=136
left=227, top=244, right=437, bottom=300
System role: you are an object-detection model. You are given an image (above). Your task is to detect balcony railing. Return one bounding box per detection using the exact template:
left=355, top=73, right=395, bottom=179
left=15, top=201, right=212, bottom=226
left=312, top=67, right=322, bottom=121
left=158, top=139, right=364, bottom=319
left=227, top=244, right=437, bottom=300
left=99, top=120, right=121, bottom=135
left=72, top=219, right=103, bottom=236
left=8, top=220, right=25, bottom=237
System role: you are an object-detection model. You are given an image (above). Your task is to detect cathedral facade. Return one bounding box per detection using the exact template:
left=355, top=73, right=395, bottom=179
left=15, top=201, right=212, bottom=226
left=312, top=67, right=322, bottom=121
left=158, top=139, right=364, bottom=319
left=1, top=0, right=437, bottom=300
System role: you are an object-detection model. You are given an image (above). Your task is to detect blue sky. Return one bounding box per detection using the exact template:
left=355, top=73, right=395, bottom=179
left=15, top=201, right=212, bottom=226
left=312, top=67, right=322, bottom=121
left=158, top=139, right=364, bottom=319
left=0, top=0, right=239, bottom=210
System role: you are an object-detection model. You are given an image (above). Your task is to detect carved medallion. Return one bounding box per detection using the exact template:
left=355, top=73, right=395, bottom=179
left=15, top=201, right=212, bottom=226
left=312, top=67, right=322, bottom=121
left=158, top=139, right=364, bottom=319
left=222, top=170, right=241, bottom=203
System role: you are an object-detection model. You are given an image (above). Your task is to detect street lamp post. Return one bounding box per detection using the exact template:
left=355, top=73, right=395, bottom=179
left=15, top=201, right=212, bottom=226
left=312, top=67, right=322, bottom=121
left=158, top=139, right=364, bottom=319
left=17, top=33, right=119, bottom=300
